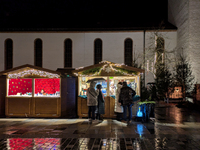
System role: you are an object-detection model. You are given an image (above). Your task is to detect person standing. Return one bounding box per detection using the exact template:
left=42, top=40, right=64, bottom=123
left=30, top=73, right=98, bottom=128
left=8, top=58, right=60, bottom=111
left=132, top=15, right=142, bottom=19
left=86, top=81, right=99, bottom=123
left=119, top=81, right=136, bottom=125
left=114, top=82, right=123, bottom=121
left=110, top=82, right=116, bottom=95
left=95, top=84, right=105, bottom=122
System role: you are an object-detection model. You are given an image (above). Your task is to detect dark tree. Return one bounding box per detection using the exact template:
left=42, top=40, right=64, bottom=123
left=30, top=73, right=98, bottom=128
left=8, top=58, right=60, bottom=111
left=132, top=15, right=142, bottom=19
left=155, top=64, right=174, bottom=101
left=174, top=55, right=195, bottom=100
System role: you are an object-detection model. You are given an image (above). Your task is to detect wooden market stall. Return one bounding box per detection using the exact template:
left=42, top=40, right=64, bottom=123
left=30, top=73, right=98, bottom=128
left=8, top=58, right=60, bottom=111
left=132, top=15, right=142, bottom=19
left=72, top=60, right=144, bottom=119
left=0, top=64, right=76, bottom=118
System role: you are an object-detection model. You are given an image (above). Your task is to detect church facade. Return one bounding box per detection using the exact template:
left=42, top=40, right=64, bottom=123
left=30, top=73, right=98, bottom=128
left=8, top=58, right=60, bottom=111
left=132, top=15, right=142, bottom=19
left=168, top=0, right=200, bottom=83
left=0, top=0, right=200, bottom=85
left=0, top=30, right=177, bottom=84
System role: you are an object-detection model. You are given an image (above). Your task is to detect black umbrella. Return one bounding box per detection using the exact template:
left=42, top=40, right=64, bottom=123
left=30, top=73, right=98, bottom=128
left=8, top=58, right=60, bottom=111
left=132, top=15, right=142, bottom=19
left=86, top=78, right=106, bottom=83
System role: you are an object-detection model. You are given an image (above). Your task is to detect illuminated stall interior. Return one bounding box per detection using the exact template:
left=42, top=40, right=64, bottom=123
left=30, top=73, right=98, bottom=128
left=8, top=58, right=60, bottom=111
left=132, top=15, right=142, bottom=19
left=73, top=61, right=144, bottom=118
left=78, top=76, right=138, bottom=98
left=0, top=64, right=73, bottom=118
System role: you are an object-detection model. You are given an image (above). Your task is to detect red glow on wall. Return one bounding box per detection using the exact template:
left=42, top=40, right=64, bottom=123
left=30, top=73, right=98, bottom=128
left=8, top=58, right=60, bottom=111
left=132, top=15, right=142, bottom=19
left=8, top=79, right=32, bottom=96
left=34, top=78, right=60, bottom=95
left=9, top=138, right=33, bottom=149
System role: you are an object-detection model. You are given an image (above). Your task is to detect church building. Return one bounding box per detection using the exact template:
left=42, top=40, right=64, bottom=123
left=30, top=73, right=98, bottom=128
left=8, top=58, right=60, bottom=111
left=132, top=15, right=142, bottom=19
left=0, top=0, right=199, bottom=85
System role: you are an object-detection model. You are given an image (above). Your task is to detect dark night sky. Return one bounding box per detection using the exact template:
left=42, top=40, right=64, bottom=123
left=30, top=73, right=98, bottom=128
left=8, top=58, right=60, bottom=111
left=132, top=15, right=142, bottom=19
left=0, top=0, right=169, bottom=29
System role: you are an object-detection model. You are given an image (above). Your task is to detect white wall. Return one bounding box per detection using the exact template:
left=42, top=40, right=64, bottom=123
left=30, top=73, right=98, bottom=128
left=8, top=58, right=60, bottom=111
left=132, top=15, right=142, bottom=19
left=168, top=0, right=189, bottom=53
left=0, top=30, right=177, bottom=85
left=0, top=31, right=144, bottom=71
left=188, top=0, right=200, bottom=83
left=144, top=31, right=177, bottom=84
left=168, top=0, right=200, bottom=83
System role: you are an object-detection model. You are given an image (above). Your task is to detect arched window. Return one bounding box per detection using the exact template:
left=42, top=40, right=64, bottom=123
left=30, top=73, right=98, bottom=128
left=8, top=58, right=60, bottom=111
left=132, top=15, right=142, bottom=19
left=124, top=38, right=133, bottom=66
left=156, top=37, right=165, bottom=65
left=94, top=39, right=102, bottom=64
left=5, top=39, right=13, bottom=70
left=34, top=39, right=43, bottom=67
left=64, top=39, right=72, bottom=67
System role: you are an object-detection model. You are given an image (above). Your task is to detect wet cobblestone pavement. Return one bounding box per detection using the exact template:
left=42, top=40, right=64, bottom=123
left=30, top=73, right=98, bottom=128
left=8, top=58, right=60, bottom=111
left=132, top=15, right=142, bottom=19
left=0, top=103, right=200, bottom=149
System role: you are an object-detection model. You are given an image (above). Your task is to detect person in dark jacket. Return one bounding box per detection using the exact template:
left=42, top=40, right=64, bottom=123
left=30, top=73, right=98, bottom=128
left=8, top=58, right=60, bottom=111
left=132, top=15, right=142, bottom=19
left=95, top=84, right=105, bottom=121
left=119, top=81, right=136, bottom=125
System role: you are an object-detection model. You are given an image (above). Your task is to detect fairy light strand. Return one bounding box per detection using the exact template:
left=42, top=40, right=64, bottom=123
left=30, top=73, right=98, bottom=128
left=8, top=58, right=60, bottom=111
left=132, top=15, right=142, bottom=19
left=74, top=61, right=137, bottom=77
left=8, top=69, right=60, bottom=78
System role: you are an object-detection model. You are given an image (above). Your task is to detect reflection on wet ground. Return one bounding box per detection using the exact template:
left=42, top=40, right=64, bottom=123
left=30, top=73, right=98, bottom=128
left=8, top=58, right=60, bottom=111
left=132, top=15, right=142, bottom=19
left=0, top=103, right=200, bottom=149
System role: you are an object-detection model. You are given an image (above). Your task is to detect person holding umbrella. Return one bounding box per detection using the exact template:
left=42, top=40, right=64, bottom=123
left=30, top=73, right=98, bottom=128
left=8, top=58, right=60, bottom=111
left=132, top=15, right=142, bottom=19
left=86, top=81, right=99, bottom=123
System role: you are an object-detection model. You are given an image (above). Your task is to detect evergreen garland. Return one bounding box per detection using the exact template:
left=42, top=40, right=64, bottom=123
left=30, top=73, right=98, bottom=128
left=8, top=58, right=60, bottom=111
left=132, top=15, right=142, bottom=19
left=113, top=67, right=138, bottom=75
left=81, top=67, right=101, bottom=75
left=81, top=66, right=138, bottom=76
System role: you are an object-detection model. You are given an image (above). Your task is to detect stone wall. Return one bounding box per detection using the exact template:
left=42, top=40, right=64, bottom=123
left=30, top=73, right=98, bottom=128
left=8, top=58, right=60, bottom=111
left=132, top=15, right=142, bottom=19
left=168, top=0, right=200, bottom=83
left=188, top=0, right=200, bottom=83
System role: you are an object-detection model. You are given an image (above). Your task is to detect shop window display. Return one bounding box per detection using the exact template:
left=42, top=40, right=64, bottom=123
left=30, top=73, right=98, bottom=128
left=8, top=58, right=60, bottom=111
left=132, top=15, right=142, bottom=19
left=95, top=80, right=107, bottom=96
left=109, top=78, right=137, bottom=97
left=126, top=79, right=137, bottom=90
left=79, top=77, right=107, bottom=97
left=8, top=79, right=32, bottom=97
left=78, top=76, right=137, bottom=98
left=34, top=78, right=60, bottom=97
left=7, top=78, right=60, bottom=97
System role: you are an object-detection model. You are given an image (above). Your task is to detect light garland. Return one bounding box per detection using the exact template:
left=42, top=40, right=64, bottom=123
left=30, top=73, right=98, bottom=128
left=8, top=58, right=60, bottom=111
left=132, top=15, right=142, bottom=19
left=74, top=60, right=125, bottom=71
left=74, top=63, right=137, bottom=77
left=75, top=67, right=84, bottom=70
left=99, top=60, right=111, bottom=64
left=110, top=64, right=136, bottom=76
left=8, top=69, right=60, bottom=78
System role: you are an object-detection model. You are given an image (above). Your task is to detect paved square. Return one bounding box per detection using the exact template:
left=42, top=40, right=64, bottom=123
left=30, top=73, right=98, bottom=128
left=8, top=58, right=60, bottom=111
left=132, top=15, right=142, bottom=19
left=0, top=103, right=200, bottom=149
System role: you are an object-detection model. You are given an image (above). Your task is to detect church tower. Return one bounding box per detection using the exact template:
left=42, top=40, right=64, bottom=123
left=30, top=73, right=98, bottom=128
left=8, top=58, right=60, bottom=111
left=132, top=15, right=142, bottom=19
left=168, top=0, right=200, bottom=83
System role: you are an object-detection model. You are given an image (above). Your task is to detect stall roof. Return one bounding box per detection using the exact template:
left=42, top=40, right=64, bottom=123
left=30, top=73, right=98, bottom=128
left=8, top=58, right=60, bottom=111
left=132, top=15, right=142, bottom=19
left=0, top=64, right=61, bottom=78
left=72, top=61, right=144, bottom=76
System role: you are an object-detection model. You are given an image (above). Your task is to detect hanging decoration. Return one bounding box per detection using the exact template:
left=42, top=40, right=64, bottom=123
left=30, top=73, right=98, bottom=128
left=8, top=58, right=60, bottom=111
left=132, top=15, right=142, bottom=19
left=105, top=66, right=112, bottom=73
left=8, top=69, right=60, bottom=79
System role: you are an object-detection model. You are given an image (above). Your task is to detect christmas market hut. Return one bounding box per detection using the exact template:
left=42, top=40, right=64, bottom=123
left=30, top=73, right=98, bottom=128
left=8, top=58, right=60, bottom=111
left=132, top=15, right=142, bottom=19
left=0, top=64, right=76, bottom=118
left=72, top=60, right=145, bottom=118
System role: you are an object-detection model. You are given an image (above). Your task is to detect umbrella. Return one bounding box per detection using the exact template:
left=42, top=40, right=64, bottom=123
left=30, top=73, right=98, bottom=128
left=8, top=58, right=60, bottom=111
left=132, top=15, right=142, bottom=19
left=86, top=78, right=106, bottom=83
left=133, top=95, right=140, bottom=102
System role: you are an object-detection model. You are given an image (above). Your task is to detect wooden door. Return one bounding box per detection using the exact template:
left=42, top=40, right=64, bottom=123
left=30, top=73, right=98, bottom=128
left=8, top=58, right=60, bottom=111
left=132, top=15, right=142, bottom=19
left=6, top=97, right=32, bottom=117
left=109, top=96, right=116, bottom=118
left=103, top=96, right=110, bottom=118
left=61, top=77, right=77, bottom=118
left=0, top=75, right=6, bottom=117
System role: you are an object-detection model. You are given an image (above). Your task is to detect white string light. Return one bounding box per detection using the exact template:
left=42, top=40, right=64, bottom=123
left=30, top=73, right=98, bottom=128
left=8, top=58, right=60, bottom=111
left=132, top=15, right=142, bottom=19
left=74, top=63, right=137, bottom=77
left=8, top=69, right=60, bottom=78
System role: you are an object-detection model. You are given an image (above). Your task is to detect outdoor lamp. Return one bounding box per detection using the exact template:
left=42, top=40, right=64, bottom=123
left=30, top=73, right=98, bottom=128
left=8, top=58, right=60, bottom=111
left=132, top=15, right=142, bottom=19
left=137, top=107, right=143, bottom=117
